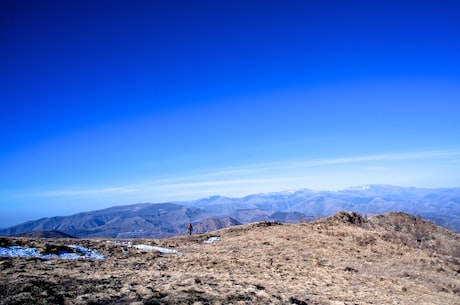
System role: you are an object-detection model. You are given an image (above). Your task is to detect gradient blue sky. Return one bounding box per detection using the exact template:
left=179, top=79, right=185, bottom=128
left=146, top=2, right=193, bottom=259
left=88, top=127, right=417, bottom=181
left=1, top=0, right=460, bottom=227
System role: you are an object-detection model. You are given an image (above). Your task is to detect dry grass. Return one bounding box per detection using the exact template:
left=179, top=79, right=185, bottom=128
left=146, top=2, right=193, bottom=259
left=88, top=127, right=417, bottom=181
left=1, top=212, right=459, bottom=304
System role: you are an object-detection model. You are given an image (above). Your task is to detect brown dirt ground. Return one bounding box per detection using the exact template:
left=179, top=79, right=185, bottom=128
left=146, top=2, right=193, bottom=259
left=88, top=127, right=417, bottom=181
left=1, top=212, right=459, bottom=305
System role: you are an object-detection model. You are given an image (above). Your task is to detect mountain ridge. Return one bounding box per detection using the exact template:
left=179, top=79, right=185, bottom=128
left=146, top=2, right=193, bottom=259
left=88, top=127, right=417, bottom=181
left=1, top=185, right=459, bottom=237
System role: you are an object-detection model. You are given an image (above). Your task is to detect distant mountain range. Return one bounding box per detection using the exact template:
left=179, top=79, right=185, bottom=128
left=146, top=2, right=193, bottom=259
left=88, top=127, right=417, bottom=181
left=1, top=185, right=459, bottom=238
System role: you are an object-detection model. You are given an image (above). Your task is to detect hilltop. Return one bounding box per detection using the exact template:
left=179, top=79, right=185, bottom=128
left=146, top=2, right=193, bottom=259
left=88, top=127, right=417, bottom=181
left=1, top=212, right=459, bottom=304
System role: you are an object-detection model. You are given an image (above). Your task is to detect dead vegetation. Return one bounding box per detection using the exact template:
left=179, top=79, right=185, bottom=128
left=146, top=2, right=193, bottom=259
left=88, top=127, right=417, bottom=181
left=1, top=212, right=459, bottom=305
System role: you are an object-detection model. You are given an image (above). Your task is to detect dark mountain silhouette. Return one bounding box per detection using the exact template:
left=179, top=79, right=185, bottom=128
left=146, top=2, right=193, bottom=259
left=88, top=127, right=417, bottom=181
left=14, top=230, right=76, bottom=238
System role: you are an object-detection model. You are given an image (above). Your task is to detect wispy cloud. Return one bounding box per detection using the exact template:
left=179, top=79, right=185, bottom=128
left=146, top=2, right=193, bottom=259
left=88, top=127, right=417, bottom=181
left=36, top=148, right=460, bottom=200
left=230, top=148, right=460, bottom=172
left=39, top=186, right=138, bottom=197
left=365, top=166, right=386, bottom=171
left=314, top=149, right=460, bottom=165
left=159, top=177, right=298, bottom=189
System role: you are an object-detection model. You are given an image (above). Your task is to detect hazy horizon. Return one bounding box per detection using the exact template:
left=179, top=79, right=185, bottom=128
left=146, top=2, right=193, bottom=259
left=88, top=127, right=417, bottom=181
left=2, top=183, right=459, bottom=229
left=2, top=1, right=460, bottom=228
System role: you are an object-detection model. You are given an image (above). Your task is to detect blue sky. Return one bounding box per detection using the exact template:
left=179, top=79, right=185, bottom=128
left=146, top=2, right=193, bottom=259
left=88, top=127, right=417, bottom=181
left=1, top=1, right=460, bottom=227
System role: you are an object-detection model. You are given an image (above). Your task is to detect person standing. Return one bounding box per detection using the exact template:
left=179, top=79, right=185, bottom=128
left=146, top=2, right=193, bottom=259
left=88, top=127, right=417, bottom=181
left=187, top=223, right=193, bottom=235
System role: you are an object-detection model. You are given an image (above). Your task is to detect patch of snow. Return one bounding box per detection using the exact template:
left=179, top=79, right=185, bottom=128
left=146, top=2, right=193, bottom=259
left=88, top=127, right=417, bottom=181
left=55, top=252, right=82, bottom=259
left=68, top=245, right=105, bottom=260
left=109, top=240, right=132, bottom=246
left=110, top=240, right=182, bottom=254
left=0, top=246, right=41, bottom=258
left=0, top=245, right=105, bottom=260
left=132, top=244, right=182, bottom=254
left=204, top=237, right=220, bottom=244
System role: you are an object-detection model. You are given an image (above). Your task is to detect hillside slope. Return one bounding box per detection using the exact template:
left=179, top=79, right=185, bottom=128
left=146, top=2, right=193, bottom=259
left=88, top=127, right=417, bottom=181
left=0, top=203, right=212, bottom=238
left=1, top=212, right=459, bottom=304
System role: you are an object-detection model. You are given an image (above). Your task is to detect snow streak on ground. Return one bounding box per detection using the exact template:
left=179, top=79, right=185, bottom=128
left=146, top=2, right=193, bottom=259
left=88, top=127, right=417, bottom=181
left=0, top=245, right=105, bottom=260
left=203, top=237, right=220, bottom=244
left=110, top=241, right=182, bottom=254
left=132, top=244, right=182, bottom=254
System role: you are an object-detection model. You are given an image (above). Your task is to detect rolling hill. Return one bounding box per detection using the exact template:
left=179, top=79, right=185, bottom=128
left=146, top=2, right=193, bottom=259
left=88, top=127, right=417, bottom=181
left=1, top=185, right=459, bottom=238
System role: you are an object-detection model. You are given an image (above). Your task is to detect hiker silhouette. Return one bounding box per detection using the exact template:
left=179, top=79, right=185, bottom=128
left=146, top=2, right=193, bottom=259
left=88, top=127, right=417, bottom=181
left=187, top=223, right=193, bottom=235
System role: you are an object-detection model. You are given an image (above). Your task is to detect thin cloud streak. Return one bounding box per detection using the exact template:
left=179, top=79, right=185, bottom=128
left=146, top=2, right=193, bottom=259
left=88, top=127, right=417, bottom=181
left=39, top=187, right=138, bottom=197
left=159, top=177, right=300, bottom=189
left=234, top=149, right=460, bottom=172
left=365, top=166, right=386, bottom=171
left=313, top=149, right=460, bottom=166
left=36, top=149, right=460, bottom=199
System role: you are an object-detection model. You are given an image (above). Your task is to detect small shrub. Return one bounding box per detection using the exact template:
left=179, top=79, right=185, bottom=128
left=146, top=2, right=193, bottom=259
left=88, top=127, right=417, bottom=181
left=355, top=234, right=377, bottom=247
left=289, top=297, right=309, bottom=305
left=450, top=243, right=460, bottom=258
left=0, top=283, right=12, bottom=298
left=344, top=266, right=358, bottom=273
left=0, top=238, right=11, bottom=247
left=41, top=244, right=78, bottom=255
